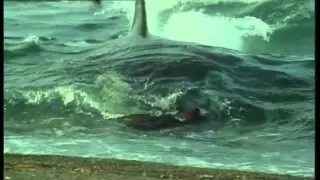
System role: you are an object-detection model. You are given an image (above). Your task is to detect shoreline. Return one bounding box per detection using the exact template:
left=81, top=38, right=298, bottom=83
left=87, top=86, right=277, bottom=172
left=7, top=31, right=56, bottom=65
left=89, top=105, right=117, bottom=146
left=4, top=153, right=313, bottom=180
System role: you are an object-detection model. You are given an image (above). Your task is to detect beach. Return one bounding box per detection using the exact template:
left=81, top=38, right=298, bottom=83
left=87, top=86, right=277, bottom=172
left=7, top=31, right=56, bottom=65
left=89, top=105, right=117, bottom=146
left=4, top=154, right=313, bottom=180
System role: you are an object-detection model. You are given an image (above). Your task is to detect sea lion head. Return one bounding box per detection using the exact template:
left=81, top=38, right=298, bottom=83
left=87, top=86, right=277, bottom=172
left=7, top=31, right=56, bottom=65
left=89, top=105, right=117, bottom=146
left=183, top=107, right=205, bottom=122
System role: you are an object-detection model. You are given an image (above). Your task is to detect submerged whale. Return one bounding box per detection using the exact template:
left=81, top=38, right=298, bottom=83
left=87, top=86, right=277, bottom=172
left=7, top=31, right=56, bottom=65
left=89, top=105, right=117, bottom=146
left=89, top=0, right=208, bottom=130
left=90, top=0, right=207, bottom=130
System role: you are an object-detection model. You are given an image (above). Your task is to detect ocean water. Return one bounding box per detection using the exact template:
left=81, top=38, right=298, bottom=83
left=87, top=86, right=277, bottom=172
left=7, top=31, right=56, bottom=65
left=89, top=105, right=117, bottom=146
left=4, top=0, right=314, bottom=177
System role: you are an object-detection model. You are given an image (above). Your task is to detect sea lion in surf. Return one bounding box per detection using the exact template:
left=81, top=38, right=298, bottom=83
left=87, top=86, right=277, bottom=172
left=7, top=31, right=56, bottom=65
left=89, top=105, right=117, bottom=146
left=115, top=107, right=206, bottom=131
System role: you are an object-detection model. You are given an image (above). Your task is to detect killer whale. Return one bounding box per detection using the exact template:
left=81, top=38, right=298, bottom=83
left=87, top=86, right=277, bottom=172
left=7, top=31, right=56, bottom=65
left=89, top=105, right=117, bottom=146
left=89, top=0, right=207, bottom=130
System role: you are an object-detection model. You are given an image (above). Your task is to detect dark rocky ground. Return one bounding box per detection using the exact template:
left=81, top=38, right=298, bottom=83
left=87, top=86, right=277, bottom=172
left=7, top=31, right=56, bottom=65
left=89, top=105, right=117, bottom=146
left=4, top=154, right=313, bottom=180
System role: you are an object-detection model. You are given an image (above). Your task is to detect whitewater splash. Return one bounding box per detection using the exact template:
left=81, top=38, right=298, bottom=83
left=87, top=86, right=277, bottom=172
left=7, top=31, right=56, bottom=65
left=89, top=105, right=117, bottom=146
left=100, top=0, right=313, bottom=54
left=105, top=0, right=271, bottom=52
left=4, top=0, right=314, bottom=177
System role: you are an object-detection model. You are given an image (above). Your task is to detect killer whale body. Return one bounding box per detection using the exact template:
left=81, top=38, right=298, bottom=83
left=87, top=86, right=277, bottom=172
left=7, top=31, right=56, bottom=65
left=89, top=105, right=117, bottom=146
left=90, top=0, right=207, bottom=131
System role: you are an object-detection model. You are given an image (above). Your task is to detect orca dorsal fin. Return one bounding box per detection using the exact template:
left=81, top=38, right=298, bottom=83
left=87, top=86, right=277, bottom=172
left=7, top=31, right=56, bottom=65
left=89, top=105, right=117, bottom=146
left=130, top=0, right=149, bottom=38
left=91, top=0, right=149, bottom=38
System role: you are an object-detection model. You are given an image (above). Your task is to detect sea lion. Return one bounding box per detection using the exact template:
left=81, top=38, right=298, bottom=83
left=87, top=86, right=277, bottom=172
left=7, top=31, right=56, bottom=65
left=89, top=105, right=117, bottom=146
left=115, top=108, right=205, bottom=130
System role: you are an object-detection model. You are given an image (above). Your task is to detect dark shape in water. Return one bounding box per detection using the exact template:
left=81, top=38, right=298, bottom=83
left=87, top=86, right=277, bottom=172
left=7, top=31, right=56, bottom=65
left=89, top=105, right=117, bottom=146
left=115, top=108, right=205, bottom=130
left=92, top=0, right=101, bottom=5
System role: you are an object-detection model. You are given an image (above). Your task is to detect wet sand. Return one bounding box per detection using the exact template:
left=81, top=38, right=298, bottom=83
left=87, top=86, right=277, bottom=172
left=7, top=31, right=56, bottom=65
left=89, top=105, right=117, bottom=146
left=4, top=153, right=313, bottom=180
